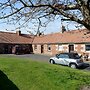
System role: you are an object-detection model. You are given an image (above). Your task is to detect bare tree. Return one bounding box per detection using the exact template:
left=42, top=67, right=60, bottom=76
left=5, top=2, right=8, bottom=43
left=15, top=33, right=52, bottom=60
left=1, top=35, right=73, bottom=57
left=0, top=0, right=90, bottom=31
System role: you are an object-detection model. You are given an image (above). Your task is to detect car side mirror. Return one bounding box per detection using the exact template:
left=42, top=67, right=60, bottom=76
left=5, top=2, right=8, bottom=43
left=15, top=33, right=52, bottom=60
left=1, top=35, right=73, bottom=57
left=56, top=54, right=59, bottom=59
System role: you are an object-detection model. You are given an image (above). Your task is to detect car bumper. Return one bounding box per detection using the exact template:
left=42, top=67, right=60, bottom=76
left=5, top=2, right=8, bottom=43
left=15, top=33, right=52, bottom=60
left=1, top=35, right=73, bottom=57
left=77, top=63, right=90, bottom=69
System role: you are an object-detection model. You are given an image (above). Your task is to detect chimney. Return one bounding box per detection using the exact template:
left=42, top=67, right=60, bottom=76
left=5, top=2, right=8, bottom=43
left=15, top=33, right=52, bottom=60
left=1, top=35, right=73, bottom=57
left=16, top=30, right=21, bottom=35
left=37, top=32, right=42, bottom=36
left=36, top=30, right=42, bottom=36
left=61, top=25, right=66, bottom=33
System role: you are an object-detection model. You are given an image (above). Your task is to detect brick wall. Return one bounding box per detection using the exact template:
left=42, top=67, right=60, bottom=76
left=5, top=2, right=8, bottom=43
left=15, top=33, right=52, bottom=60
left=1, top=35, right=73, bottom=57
left=74, top=44, right=85, bottom=54
left=32, top=44, right=90, bottom=56
left=33, top=44, right=57, bottom=55
left=32, top=45, right=41, bottom=54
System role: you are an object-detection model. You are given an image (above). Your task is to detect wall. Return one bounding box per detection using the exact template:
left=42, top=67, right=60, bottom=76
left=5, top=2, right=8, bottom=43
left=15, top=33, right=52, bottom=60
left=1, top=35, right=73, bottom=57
left=33, top=44, right=69, bottom=56
left=43, top=44, right=52, bottom=55
left=32, top=44, right=57, bottom=56
left=74, top=44, right=85, bottom=54
left=33, top=44, right=72, bottom=55
left=32, top=44, right=41, bottom=54
left=32, top=43, right=90, bottom=57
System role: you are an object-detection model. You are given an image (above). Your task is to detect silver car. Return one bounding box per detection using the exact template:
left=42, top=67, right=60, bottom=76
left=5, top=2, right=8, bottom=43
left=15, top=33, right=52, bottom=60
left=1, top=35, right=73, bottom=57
left=49, top=52, right=89, bottom=69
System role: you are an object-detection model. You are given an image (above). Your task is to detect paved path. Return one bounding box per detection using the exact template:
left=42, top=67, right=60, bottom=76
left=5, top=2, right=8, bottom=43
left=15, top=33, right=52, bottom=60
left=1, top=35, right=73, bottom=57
left=15, top=54, right=51, bottom=62
left=0, top=54, right=51, bottom=63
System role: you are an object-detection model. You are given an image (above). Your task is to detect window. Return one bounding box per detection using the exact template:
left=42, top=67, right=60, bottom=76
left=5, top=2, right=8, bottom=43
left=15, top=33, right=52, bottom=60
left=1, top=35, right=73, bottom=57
left=47, top=44, right=51, bottom=51
left=34, top=45, right=37, bottom=50
left=85, top=45, right=90, bottom=51
left=58, top=45, right=63, bottom=51
left=58, top=54, right=69, bottom=58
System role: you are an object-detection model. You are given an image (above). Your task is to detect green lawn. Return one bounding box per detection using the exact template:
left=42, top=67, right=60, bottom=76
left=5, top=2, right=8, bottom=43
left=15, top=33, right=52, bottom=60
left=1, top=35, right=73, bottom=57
left=0, top=56, right=90, bottom=90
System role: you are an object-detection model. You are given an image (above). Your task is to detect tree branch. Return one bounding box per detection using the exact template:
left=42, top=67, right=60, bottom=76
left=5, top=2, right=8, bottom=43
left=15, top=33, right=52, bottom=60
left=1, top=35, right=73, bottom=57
left=54, top=4, right=80, bottom=10
left=0, top=7, right=24, bottom=19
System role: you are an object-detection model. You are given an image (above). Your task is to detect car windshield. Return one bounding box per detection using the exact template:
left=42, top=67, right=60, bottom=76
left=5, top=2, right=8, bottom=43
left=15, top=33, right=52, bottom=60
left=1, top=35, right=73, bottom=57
left=69, top=53, right=80, bottom=59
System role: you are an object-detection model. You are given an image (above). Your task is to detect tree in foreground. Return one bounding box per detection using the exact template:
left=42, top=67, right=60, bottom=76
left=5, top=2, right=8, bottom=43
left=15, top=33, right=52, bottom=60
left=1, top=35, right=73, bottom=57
left=0, top=0, right=90, bottom=32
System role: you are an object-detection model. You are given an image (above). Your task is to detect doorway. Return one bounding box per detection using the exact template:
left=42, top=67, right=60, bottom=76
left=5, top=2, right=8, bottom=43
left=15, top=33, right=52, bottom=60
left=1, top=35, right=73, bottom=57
left=69, top=45, right=74, bottom=52
left=41, top=45, right=44, bottom=53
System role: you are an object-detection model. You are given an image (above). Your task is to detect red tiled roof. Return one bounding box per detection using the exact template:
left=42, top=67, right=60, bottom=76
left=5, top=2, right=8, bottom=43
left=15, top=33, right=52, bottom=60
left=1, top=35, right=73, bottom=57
left=0, top=32, right=33, bottom=44
left=0, top=29, right=90, bottom=44
left=33, top=29, right=90, bottom=44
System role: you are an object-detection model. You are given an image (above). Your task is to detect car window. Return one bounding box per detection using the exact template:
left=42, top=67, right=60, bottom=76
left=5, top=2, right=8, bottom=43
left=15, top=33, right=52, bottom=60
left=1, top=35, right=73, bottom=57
left=73, top=54, right=80, bottom=59
left=69, top=53, right=80, bottom=59
left=58, top=54, right=69, bottom=58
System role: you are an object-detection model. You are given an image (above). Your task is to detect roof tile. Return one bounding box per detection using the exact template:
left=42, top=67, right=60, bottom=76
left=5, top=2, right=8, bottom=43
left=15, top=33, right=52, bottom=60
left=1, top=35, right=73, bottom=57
left=33, top=29, right=90, bottom=44
left=0, top=32, right=33, bottom=44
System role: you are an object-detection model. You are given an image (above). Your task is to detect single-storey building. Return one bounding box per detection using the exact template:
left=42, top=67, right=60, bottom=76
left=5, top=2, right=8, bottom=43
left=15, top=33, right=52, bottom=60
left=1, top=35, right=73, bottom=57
left=0, top=29, right=90, bottom=58
left=0, top=31, right=33, bottom=54
left=32, top=29, right=90, bottom=57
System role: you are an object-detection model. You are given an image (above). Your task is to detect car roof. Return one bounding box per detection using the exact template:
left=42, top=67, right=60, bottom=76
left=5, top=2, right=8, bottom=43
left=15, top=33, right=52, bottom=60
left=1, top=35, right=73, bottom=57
left=59, top=52, right=78, bottom=54
left=58, top=52, right=79, bottom=57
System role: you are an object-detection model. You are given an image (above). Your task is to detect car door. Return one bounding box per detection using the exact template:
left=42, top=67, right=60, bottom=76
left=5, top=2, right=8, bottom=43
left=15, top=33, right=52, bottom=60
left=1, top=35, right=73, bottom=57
left=62, top=54, right=70, bottom=65
left=55, top=54, right=69, bottom=65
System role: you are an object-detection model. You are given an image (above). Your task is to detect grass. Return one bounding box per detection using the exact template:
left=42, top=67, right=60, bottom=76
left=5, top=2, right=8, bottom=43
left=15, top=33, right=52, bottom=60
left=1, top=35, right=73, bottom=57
left=0, top=56, right=90, bottom=90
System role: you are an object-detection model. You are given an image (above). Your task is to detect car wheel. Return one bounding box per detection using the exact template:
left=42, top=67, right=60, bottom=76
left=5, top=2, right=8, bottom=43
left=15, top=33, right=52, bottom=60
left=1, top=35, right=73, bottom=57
left=70, top=64, right=77, bottom=69
left=50, top=59, right=55, bottom=64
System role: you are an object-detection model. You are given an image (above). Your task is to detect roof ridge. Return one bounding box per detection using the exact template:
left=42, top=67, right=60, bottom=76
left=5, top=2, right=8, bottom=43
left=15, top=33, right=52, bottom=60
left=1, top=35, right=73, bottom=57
left=0, top=31, right=16, bottom=34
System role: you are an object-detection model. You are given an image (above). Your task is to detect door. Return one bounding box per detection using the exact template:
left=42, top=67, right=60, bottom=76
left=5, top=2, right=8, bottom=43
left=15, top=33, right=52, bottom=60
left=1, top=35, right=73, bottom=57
left=69, top=45, right=74, bottom=52
left=41, top=45, right=44, bottom=53
left=55, top=54, right=69, bottom=65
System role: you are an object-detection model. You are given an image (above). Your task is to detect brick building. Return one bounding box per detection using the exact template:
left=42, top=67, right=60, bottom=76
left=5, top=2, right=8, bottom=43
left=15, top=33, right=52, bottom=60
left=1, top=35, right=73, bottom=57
left=0, top=29, right=90, bottom=58
left=0, top=31, right=33, bottom=54
left=32, top=29, right=90, bottom=58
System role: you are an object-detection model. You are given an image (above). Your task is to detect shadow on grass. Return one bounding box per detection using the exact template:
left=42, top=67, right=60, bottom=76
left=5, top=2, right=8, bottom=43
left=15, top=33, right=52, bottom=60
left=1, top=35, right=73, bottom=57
left=0, top=70, right=19, bottom=90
